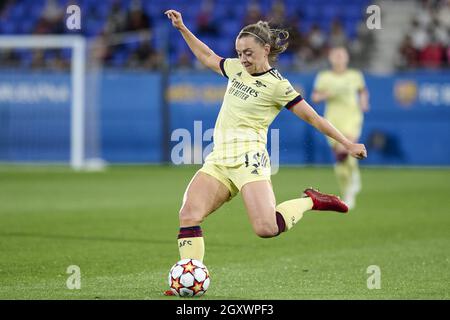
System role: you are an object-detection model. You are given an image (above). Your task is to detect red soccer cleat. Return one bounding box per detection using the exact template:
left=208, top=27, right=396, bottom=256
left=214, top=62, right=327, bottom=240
left=303, top=188, right=348, bottom=213
left=164, top=290, right=175, bottom=296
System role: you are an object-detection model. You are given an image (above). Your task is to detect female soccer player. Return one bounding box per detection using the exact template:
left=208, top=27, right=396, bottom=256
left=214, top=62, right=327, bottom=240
left=312, top=47, right=369, bottom=209
left=164, top=10, right=367, bottom=295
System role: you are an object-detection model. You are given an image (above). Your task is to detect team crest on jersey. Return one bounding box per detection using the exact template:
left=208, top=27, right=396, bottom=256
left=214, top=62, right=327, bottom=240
left=236, top=72, right=242, bottom=77
left=253, top=80, right=267, bottom=88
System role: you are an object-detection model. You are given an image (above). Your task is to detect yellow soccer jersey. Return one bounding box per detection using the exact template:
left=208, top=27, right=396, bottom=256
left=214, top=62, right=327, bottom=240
left=204, top=58, right=303, bottom=166
left=313, top=69, right=365, bottom=127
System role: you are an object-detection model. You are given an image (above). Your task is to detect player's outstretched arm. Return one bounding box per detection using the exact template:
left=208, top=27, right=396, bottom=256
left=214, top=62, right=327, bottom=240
left=291, top=100, right=367, bottom=160
left=165, top=9, right=223, bottom=75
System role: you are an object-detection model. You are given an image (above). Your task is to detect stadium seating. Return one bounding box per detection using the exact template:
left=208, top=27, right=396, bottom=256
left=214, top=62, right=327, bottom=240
left=0, top=0, right=370, bottom=68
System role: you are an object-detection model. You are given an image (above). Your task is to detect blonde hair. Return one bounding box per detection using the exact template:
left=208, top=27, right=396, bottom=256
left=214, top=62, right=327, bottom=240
left=237, top=21, right=289, bottom=62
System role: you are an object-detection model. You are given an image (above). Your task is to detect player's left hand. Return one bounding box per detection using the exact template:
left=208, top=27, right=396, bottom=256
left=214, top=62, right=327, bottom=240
left=165, top=9, right=185, bottom=30
left=348, top=143, right=367, bottom=159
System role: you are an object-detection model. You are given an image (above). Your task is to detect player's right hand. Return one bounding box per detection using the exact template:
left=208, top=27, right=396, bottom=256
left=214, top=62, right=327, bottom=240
left=165, top=10, right=184, bottom=30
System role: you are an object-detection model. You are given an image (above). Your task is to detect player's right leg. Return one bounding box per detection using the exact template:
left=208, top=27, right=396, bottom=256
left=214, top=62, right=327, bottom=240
left=177, top=171, right=231, bottom=262
left=165, top=170, right=231, bottom=296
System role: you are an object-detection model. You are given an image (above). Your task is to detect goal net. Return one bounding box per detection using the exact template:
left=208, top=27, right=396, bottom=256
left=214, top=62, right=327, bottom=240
left=0, top=35, right=103, bottom=170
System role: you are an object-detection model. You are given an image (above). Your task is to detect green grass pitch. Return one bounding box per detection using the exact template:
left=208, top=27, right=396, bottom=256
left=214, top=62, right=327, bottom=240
left=0, top=165, right=449, bottom=299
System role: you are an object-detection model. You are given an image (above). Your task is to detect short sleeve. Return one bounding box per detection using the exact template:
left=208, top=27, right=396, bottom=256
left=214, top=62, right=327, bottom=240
left=313, top=71, right=327, bottom=92
left=220, top=58, right=242, bottom=78
left=274, top=79, right=303, bottom=110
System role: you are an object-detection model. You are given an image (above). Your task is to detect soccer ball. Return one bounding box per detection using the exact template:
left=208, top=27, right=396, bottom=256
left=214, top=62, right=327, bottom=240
left=168, top=259, right=210, bottom=297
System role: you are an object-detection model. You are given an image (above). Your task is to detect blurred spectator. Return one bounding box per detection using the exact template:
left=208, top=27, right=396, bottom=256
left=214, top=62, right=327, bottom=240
left=30, top=49, right=47, bottom=70
left=307, top=24, right=327, bottom=56
left=0, top=0, right=378, bottom=72
left=42, top=0, right=64, bottom=25
left=284, top=15, right=304, bottom=54
left=196, top=0, right=219, bottom=36
left=34, top=18, right=53, bottom=34
left=447, top=46, right=450, bottom=65
left=409, top=19, right=429, bottom=50
left=399, top=0, right=449, bottom=69
left=48, top=50, right=70, bottom=71
left=436, top=0, right=450, bottom=28
left=398, top=35, right=419, bottom=69
left=432, top=19, right=449, bottom=46
left=104, top=1, right=127, bottom=34
left=414, top=0, right=433, bottom=28
left=420, top=34, right=445, bottom=68
left=91, top=32, right=114, bottom=63
left=348, top=21, right=375, bottom=69
left=33, top=0, right=64, bottom=35
left=125, top=0, right=152, bottom=32
left=0, top=0, right=13, bottom=13
left=243, top=1, right=265, bottom=26
left=267, top=1, right=285, bottom=29
left=328, top=20, right=348, bottom=48
left=292, top=45, right=314, bottom=71
left=126, top=42, right=162, bottom=70
left=38, top=0, right=64, bottom=34
left=0, top=49, right=20, bottom=68
left=292, top=45, right=327, bottom=72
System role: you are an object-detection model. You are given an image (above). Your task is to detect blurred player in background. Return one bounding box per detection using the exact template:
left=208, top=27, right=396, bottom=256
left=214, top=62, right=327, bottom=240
left=312, top=47, right=369, bottom=209
left=164, top=9, right=367, bottom=295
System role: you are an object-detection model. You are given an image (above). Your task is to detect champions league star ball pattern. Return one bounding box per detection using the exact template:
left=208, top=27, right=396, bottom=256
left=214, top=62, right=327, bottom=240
left=168, top=259, right=210, bottom=297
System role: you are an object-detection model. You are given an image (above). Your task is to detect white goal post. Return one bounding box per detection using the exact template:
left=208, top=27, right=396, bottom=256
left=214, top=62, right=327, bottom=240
left=0, top=35, right=87, bottom=170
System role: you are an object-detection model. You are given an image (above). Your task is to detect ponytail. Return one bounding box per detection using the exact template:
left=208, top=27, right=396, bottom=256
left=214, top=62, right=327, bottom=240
left=238, top=21, right=289, bottom=62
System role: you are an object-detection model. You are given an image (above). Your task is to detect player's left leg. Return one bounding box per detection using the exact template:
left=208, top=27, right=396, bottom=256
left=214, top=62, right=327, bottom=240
left=240, top=180, right=279, bottom=237
left=241, top=181, right=348, bottom=238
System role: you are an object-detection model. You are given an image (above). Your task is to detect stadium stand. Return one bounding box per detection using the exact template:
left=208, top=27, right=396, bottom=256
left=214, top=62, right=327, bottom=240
left=0, top=0, right=377, bottom=71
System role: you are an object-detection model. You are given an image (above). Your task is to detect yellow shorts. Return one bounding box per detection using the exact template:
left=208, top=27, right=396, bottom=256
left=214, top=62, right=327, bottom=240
left=326, top=118, right=363, bottom=147
left=199, top=150, right=271, bottom=200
